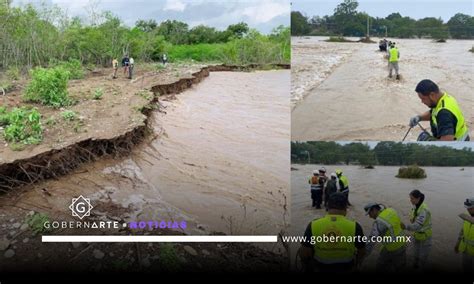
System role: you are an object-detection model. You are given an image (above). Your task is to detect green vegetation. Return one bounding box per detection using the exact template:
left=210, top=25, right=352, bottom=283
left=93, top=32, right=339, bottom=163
left=50, top=59, right=84, bottom=79
left=24, top=67, right=71, bottom=108
left=396, top=165, right=427, bottom=179
left=93, top=88, right=103, bottom=100
left=0, top=107, right=42, bottom=146
left=6, top=66, right=20, bottom=80
left=291, top=141, right=474, bottom=166
left=0, top=3, right=289, bottom=73
left=25, top=212, right=51, bottom=235
left=158, top=244, right=181, bottom=271
left=61, top=110, right=77, bottom=121
left=292, top=0, right=474, bottom=39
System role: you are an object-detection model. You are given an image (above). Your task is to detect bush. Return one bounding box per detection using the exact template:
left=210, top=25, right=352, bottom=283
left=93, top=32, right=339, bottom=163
left=93, top=88, right=103, bottom=100
left=2, top=107, right=43, bottom=145
left=24, top=67, right=71, bottom=108
left=61, top=110, right=77, bottom=121
left=168, top=43, right=225, bottom=62
left=396, top=165, right=427, bottom=179
left=57, top=59, right=84, bottom=79
left=325, top=36, right=354, bottom=42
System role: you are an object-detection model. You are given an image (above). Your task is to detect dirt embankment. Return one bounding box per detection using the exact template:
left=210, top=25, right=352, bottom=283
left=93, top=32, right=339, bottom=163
left=0, top=63, right=289, bottom=192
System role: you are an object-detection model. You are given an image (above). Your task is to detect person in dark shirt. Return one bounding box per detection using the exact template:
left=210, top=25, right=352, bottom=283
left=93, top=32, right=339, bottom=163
left=324, top=172, right=338, bottom=209
left=409, top=79, right=469, bottom=141
left=122, top=54, right=130, bottom=76
left=299, top=193, right=366, bottom=272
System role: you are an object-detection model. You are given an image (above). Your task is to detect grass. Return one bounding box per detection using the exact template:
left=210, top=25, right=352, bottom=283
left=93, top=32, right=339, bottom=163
left=0, top=107, right=43, bottom=146
left=159, top=244, right=181, bottom=271
left=93, top=88, right=103, bottom=100
left=61, top=110, right=77, bottom=121
left=396, top=165, right=427, bottom=179
left=26, top=212, right=51, bottom=235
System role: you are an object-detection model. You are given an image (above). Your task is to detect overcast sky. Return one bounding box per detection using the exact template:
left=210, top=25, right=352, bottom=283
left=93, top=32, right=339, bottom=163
left=12, top=0, right=289, bottom=34
left=292, top=0, right=473, bottom=22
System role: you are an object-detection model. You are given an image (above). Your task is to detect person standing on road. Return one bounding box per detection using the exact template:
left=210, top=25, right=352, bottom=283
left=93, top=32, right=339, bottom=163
left=112, top=58, right=118, bottom=79
left=122, top=54, right=130, bottom=77
left=409, top=79, right=469, bottom=141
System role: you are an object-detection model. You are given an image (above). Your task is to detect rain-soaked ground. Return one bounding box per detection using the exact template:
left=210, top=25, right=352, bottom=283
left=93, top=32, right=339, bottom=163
left=291, top=37, right=474, bottom=141
left=289, top=164, right=473, bottom=272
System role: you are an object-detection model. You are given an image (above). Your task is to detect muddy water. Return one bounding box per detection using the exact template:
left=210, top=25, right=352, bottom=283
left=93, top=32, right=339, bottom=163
left=291, top=37, right=474, bottom=141
left=132, top=71, right=290, bottom=236
left=290, top=164, right=474, bottom=272
left=0, top=70, right=289, bottom=250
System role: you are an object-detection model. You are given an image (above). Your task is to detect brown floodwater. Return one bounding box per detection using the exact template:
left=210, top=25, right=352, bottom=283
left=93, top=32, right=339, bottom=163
left=292, top=37, right=474, bottom=141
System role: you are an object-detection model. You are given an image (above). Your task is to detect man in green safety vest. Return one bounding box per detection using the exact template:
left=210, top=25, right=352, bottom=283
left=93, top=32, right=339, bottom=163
left=336, top=169, right=351, bottom=206
left=299, top=193, right=366, bottom=272
left=364, top=202, right=407, bottom=272
left=409, top=79, right=469, bottom=141
left=455, top=197, right=474, bottom=273
left=388, top=42, right=400, bottom=80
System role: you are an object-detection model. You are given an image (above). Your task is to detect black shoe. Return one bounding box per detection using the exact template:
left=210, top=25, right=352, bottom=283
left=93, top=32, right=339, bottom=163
left=389, top=74, right=392, bottom=78
left=396, top=75, right=400, bottom=80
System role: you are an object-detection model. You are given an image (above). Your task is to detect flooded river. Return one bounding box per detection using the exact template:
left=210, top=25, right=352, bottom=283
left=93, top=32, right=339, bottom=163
left=291, top=37, right=474, bottom=141
left=290, top=164, right=474, bottom=272
left=0, top=70, right=290, bottom=241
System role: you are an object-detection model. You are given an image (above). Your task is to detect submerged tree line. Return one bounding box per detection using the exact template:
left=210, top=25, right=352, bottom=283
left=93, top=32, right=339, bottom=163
left=291, top=0, right=474, bottom=39
left=291, top=141, right=474, bottom=167
left=0, top=1, right=290, bottom=73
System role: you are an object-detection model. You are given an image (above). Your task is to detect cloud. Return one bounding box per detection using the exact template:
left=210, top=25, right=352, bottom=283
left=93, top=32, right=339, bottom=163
left=163, top=0, right=187, bottom=12
left=242, top=0, right=289, bottom=24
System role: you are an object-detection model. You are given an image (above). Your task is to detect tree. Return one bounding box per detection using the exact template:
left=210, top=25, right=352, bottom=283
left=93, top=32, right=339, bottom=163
left=448, top=13, right=474, bottom=39
left=291, top=11, right=310, bottom=36
left=135, top=19, right=157, bottom=33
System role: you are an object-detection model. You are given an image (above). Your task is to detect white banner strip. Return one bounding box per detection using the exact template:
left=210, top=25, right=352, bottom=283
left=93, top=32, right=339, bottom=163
left=42, top=235, right=278, bottom=243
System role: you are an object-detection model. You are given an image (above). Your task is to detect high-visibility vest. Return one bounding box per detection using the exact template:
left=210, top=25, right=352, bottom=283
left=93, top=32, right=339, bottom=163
left=389, top=48, right=399, bottom=62
left=431, top=93, right=468, bottom=141
left=459, top=220, right=474, bottom=256
left=339, top=175, right=349, bottom=193
left=309, top=176, right=322, bottom=191
left=311, top=215, right=357, bottom=264
left=409, top=203, right=432, bottom=241
left=377, top=208, right=406, bottom=252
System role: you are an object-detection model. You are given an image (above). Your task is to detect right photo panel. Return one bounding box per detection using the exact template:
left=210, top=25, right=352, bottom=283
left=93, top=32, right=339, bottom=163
left=289, top=0, right=473, bottom=275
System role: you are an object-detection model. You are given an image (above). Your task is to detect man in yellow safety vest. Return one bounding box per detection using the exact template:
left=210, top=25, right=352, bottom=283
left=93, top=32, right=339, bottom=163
left=455, top=197, right=474, bottom=273
left=388, top=42, right=400, bottom=80
left=409, top=79, right=469, bottom=141
left=299, top=193, right=366, bottom=272
left=364, top=202, right=407, bottom=272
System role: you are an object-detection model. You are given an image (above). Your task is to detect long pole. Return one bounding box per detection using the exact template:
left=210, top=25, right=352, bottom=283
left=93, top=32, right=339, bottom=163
left=367, top=16, right=370, bottom=38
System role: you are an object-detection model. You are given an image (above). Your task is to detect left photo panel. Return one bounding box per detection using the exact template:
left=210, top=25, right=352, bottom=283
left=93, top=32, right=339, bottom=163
left=0, top=0, right=291, bottom=273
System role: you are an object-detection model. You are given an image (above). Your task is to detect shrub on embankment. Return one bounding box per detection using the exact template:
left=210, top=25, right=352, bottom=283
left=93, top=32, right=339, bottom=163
left=23, top=67, right=71, bottom=108
left=0, top=106, right=43, bottom=147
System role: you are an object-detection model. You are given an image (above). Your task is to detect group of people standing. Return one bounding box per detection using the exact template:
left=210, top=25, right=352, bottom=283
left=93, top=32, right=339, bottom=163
left=308, top=167, right=350, bottom=209
left=300, top=178, right=474, bottom=273
left=111, top=53, right=168, bottom=80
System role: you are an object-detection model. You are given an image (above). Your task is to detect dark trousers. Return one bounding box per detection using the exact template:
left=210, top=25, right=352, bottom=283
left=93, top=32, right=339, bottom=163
left=311, top=190, right=322, bottom=208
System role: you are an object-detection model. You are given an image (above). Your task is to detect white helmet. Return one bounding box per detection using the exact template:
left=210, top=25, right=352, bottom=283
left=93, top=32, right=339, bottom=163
left=330, top=172, right=337, bottom=178
left=313, top=170, right=319, bottom=175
